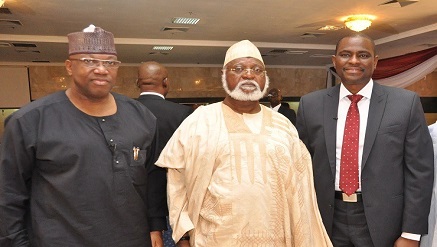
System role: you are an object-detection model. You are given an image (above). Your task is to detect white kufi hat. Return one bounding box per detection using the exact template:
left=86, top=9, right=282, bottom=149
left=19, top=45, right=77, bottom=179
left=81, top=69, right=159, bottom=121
left=223, top=40, right=263, bottom=67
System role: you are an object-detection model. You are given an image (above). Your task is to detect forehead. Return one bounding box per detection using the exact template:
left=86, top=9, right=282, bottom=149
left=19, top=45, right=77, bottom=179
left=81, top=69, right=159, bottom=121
left=226, top=57, right=264, bottom=67
left=70, top=53, right=118, bottom=60
left=337, top=37, right=374, bottom=53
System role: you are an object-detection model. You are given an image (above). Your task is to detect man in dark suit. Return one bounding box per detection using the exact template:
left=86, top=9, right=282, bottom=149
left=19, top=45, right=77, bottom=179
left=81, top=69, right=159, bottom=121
left=267, top=88, right=296, bottom=125
left=296, top=33, right=434, bottom=247
left=136, top=61, right=193, bottom=247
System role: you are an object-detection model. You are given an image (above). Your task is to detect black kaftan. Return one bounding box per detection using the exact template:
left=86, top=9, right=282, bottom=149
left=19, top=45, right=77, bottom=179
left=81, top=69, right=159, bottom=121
left=0, top=91, right=166, bottom=246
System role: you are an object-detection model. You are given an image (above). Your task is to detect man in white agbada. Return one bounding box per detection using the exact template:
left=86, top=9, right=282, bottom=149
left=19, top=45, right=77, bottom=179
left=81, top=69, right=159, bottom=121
left=156, top=40, right=332, bottom=247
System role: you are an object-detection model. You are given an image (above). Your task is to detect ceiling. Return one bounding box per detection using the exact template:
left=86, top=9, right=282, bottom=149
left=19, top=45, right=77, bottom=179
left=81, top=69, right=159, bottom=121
left=0, top=0, right=437, bottom=68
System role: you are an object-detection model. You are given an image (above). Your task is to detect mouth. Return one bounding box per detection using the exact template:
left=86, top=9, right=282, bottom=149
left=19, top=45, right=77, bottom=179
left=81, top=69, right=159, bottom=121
left=343, top=67, right=364, bottom=74
left=92, top=79, right=110, bottom=86
left=239, top=81, right=258, bottom=91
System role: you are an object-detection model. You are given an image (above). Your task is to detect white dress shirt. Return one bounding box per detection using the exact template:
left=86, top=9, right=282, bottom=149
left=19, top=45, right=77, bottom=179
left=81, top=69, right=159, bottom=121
left=335, top=80, right=372, bottom=192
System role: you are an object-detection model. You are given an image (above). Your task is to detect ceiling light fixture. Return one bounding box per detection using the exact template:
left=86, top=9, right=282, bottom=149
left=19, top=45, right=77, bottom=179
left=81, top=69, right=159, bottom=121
left=0, top=0, right=5, bottom=7
left=152, top=46, right=173, bottom=51
left=172, top=17, right=200, bottom=25
left=343, top=15, right=375, bottom=32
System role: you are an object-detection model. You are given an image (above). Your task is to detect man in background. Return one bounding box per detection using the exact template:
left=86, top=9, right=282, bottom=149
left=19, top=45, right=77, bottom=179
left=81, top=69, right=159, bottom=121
left=296, top=32, right=434, bottom=247
left=156, top=40, right=332, bottom=247
left=136, top=61, right=193, bottom=247
left=267, top=88, right=296, bottom=125
left=0, top=25, right=165, bottom=247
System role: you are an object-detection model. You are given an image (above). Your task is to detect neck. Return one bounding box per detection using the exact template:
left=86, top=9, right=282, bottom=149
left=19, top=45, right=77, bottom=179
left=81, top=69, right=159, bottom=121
left=66, top=89, right=116, bottom=116
left=270, top=102, right=280, bottom=107
left=223, top=96, right=261, bottom=114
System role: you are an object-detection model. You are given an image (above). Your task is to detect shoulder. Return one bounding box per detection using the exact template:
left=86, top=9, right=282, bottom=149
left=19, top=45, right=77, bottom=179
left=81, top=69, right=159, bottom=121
left=262, top=105, right=299, bottom=136
left=113, top=93, right=156, bottom=119
left=280, top=104, right=295, bottom=113
left=8, top=91, right=68, bottom=121
left=373, top=83, right=419, bottom=107
left=374, top=82, right=417, bottom=98
left=114, top=92, right=147, bottom=108
left=300, top=87, right=332, bottom=101
left=180, top=102, right=220, bottom=124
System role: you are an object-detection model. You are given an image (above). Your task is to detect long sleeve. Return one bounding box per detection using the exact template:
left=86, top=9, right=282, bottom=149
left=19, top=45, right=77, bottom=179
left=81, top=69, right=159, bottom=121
left=0, top=114, right=34, bottom=246
left=402, top=93, right=434, bottom=233
left=147, top=126, right=167, bottom=231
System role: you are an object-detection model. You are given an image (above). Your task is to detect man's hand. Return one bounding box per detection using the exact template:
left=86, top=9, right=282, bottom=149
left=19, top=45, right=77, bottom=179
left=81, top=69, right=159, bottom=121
left=394, top=237, right=419, bottom=247
left=150, top=230, right=164, bottom=247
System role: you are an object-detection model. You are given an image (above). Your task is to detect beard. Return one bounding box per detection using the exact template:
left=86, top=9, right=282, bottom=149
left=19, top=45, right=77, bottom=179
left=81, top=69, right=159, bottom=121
left=222, top=73, right=270, bottom=101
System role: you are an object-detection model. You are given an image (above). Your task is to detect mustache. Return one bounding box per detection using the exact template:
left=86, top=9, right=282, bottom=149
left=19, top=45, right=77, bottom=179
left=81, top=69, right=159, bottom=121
left=237, top=80, right=260, bottom=89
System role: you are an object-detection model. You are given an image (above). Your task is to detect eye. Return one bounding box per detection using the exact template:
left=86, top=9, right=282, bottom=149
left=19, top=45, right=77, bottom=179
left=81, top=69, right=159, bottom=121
left=339, top=53, right=350, bottom=58
left=253, top=67, right=264, bottom=73
left=232, top=67, right=244, bottom=73
left=105, top=60, right=116, bottom=66
left=81, top=58, right=94, bottom=64
left=359, top=54, right=371, bottom=59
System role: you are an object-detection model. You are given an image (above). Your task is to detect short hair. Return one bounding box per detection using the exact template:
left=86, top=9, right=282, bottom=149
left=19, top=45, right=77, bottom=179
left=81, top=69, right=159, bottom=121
left=334, top=33, right=376, bottom=55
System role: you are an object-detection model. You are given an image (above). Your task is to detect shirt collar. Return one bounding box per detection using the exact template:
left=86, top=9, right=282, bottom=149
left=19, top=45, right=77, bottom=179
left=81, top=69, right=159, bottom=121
left=271, top=104, right=281, bottom=111
left=340, top=79, right=373, bottom=100
left=140, top=92, right=165, bottom=99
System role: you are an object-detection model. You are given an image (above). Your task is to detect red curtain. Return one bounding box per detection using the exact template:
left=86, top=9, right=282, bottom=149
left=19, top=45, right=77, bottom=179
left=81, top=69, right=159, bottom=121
left=373, top=46, right=437, bottom=80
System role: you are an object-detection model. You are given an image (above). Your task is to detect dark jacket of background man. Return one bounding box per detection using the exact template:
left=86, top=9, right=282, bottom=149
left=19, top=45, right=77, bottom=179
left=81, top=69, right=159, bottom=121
left=267, top=88, right=296, bottom=125
left=136, top=61, right=193, bottom=247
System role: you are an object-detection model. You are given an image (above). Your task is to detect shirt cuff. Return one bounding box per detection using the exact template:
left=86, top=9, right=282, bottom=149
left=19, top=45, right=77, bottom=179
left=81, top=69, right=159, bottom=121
left=148, top=216, right=167, bottom=232
left=401, top=232, right=421, bottom=241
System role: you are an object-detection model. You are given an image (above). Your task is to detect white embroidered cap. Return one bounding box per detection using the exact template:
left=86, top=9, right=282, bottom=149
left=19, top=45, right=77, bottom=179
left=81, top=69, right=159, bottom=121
left=223, top=40, right=264, bottom=67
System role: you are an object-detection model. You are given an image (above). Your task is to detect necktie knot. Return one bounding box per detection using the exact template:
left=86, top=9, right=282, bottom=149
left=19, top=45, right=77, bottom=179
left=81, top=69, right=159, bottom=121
left=347, top=94, right=363, bottom=104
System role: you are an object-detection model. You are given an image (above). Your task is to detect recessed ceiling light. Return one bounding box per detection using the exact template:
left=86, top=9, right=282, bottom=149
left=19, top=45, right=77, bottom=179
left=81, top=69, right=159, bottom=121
left=318, top=25, right=342, bottom=31
left=0, top=41, right=11, bottom=47
left=310, top=54, right=333, bottom=58
left=172, top=17, right=200, bottom=25
left=152, top=46, right=173, bottom=51
left=285, top=50, right=308, bottom=55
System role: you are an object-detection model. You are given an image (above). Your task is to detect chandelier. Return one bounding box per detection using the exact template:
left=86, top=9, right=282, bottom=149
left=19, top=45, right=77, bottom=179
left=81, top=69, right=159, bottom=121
left=343, top=15, right=375, bottom=32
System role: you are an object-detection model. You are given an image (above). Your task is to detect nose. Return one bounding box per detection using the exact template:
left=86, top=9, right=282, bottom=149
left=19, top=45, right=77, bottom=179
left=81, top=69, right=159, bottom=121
left=348, top=54, right=360, bottom=64
left=93, top=63, right=109, bottom=73
left=241, top=69, right=256, bottom=78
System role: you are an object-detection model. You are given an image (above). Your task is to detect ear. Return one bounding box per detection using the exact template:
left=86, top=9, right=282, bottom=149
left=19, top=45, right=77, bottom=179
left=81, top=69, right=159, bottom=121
left=136, top=79, right=140, bottom=88
left=65, top=60, right=73, bottom=76
left=373, top=55, right=379, bottom=69
left=331, top=55, right=336, bottom=67
left=162, top=77, right=168, bottom=88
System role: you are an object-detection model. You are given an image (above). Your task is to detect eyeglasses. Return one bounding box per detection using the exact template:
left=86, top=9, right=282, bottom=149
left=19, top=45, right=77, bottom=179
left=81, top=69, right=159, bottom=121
left=69, top=58, right=121, bottom=69
left=225, top=66, right=266, bottom=76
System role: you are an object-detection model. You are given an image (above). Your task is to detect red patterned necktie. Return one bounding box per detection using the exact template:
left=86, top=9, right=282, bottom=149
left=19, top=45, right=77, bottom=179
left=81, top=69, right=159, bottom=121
left=340, top=94, right=363, bottom=196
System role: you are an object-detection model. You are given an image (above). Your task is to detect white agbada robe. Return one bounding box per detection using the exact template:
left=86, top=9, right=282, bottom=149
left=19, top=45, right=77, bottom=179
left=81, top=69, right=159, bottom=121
left=156, top=102, right=332, bottom=247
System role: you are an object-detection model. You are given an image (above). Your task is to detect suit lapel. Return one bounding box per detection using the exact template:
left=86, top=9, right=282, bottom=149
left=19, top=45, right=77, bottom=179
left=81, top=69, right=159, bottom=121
left=362, top=82, right=387, bottom=169
left=324, top=85, right=340, bottom=177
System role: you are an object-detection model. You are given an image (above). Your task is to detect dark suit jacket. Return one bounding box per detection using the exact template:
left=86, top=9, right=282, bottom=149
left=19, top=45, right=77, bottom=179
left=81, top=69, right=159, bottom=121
left=137, top=94, right=193, bottom=222
left=296, top=82, right=434, bottom=247
left=278, top=104, right=296, bottom=125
